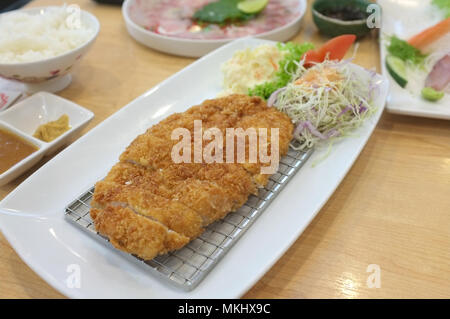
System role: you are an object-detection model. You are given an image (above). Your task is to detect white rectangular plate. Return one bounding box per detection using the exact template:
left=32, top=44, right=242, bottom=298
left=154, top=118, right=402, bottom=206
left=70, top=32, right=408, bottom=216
left=0, top=38, right=388, bottom=298
left=379, top=0, right=450, bottom=120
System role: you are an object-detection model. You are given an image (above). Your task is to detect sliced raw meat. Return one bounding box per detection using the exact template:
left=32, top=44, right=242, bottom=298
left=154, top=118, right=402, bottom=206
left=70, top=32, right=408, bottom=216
left=425, top=54, right=450, bottom=92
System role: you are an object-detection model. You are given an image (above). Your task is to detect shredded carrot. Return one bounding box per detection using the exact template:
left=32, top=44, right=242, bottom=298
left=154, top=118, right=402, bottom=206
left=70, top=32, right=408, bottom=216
left=294, top=67, right=342, bottom=86
left=408, top=17, right=450, bottom=50
left=269, top=57, right=278, bottom=70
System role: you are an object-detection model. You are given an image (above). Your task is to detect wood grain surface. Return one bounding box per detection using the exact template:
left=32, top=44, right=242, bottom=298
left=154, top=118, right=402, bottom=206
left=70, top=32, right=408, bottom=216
left=0, top=0, right=449, bottom=299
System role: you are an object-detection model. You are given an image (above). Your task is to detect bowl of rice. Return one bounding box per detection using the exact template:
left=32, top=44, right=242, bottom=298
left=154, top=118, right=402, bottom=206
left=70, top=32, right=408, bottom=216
left=0, top=6, right=100, bottom=93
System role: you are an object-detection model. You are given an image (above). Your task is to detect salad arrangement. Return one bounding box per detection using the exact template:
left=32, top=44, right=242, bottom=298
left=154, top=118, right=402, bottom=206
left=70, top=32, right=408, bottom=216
left=274, top=59, right=376, bottom=150
left=247, top=35, right=356, bottom=100
left=222, top=35, right=380, bottom=151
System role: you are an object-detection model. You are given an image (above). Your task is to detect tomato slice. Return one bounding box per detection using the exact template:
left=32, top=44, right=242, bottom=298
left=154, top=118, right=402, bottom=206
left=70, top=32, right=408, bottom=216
left=302, top=34, right=357, bottom=67
left=319, top=34, right=356, bottom=61
left=302, top=50, right=323, bottom=67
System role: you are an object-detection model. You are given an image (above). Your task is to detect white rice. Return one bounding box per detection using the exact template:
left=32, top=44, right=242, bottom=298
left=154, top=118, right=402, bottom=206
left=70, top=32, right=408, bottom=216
left=0, top=6, right=94, bottom=64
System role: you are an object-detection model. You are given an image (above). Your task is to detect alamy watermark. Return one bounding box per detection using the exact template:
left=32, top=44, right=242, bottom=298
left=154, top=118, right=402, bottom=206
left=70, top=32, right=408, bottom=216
left=65, top=4, right=82, bottom=30
left=366, top=4, right=381, bottom=29
left=366, top=264, right=381, bottom=288
left=171, top=120, right=280, bottom=174
left=66, top=264, right=81, bottom=289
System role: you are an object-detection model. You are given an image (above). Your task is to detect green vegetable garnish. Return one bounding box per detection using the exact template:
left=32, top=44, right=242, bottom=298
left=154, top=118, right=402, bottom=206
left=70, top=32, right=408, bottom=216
left=248, top=42, right=315, bottom=100
left=193, top=0, right=254, bottom=24
left=432, top=0, right=450, bottom=18
left=387, top=35, right=427, bottom=65
left=386, top=55, right=408, bottom=88
left=421, top=87, right=445, bottom=101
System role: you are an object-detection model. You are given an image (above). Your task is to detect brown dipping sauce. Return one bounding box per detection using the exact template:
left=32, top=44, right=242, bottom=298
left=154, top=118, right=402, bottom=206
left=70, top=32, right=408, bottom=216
left=0, top=128, right=38, bottom=174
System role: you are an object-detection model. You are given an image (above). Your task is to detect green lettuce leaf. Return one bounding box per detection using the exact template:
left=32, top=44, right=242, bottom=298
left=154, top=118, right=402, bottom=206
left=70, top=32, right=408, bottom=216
left=432, top=0, right=450, bottom=18
left=387, top=35, right=427, bottom=65
left=193, top=0, right=254, bottom=24
left=248, top=42, right=315, bottom=100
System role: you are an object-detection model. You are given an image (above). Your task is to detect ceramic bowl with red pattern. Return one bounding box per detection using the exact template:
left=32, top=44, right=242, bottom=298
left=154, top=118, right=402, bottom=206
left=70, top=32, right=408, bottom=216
left=0, top=6, right=100, bottom=93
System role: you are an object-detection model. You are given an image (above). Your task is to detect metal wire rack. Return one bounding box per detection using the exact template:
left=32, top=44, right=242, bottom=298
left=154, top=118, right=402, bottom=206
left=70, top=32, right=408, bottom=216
left=65, top=147, right=313, bottom=291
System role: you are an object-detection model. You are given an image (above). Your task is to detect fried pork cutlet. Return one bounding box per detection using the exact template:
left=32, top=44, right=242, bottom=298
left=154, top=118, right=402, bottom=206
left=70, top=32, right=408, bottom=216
left=230, top=107, right=294, bottom=187
left=92, top=180, right=204, bottom=238
left=120, top=94, right=269, bottom=168
left=119, top=133, right=174, bottom=168
left=90, top=94, right=293, bottom=260
left=120, top=95, right=290, bottom=175
left=143, top=95, right=266, bottom=142
left=94, top=161, right=256, bottom=225
left=91, top=205, right=189, bottom=260
left=189, top=94, right=267, bottom=128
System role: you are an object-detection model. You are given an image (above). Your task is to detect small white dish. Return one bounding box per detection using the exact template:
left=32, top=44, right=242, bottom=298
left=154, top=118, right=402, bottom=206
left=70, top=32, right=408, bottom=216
left=0, top=92, right=94, bottom=185
left=0, top=121, right=45, bottom=186
left=122, top=0, right=307, bottom=58
left=379, top=0, right=450, bottom=120
left=0, top=90, right=22, bottom=111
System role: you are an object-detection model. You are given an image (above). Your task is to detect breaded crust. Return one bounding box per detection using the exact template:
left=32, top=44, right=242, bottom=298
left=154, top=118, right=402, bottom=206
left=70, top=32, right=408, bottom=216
left=90, top=94, right=293, bottom=260
left=120, top=94, right=271, bottom=169
left=228, top=107, right=294, bottom=187
left=99, top=162, right=254, bottom=225
left=92, top=205, right=189, bottom=260
left=92, top=180, right=205, bottom=238
left=120, top=134, right=174, bottom=168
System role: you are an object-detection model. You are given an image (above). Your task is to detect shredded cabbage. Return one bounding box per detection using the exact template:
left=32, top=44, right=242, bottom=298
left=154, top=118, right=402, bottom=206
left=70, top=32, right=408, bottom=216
left=274, top=60, right=378, bottom=150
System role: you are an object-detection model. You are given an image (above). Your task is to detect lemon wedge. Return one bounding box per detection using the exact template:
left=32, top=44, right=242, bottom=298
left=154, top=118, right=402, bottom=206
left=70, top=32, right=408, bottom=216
left=237, top=0, right=269, bottom=14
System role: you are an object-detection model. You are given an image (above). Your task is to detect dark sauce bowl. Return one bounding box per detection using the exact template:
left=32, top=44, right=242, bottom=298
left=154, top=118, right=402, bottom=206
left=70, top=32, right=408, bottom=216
left=312, top=0, right=373, bottom=38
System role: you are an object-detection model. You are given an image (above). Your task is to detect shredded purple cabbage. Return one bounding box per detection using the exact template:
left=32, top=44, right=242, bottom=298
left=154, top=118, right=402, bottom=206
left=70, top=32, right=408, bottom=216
left=267, top=87, right=286, bottom=107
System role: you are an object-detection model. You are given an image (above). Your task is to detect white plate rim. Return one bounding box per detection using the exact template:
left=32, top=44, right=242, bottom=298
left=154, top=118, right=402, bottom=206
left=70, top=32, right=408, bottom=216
left=122, top=0, right=307, bottom=44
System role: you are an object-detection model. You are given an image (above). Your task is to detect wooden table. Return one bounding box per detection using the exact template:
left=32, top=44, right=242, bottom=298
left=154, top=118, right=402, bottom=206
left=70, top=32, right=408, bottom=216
left=1, top=0, right=449, bottom=299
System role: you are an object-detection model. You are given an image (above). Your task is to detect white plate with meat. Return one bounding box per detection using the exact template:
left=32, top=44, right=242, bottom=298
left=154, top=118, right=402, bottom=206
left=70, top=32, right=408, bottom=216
left=379, top=0, right=450, bottom=120
left=0, top=38, right=388, bottom=298
left=122, top=0, right=307, bottom=57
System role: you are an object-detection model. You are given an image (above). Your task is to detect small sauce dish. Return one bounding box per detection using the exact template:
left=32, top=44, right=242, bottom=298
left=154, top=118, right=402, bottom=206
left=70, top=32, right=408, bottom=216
left=0, top=92, right=94, bottom=185
left=312, top=0, right=372, bottom=38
